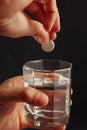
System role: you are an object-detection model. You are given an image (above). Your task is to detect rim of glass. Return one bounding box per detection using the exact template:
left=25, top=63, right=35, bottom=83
left=23, top=59, right=72, bottom=72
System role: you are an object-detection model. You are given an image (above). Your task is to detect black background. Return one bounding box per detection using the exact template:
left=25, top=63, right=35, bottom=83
left=0, top=0, right=87, bottom=130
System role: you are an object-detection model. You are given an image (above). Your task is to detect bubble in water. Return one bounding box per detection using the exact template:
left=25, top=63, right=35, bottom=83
left=57, top=76, right=70, bottom=86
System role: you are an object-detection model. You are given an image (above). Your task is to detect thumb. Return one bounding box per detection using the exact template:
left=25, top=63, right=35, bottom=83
left=26, top=19, right=50, bottom=44
left=0, top=76, right=49, bottom=106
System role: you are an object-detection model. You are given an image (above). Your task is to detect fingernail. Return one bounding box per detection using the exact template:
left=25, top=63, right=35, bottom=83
left=64, top=125, right=66, bottom=130
left=34, top=36, right=48, bottom=44
left=34, top=36, right=43, bottom=44
left=35, top=92, right=49, bottom=106
left=70, top=100, right=72, bottom=106
left=71, top=89, right=73, bottom=95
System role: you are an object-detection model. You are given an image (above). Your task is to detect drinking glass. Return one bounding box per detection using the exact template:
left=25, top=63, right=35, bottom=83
left=23, top=59, right=72, bottom=129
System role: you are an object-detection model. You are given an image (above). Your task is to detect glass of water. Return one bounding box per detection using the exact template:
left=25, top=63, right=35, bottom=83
left=23, top=59, right=72, bottom=129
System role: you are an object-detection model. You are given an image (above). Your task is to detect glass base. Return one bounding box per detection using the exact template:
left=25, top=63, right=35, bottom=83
left=25, top=112, right=69, bottom=129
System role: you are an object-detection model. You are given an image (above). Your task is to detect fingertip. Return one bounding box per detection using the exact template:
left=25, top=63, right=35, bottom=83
left=35, top=92, right=49, bottom=106
left=34, top=34, right=49, bottom=44
left=44, top=23, right=51, bottom=32
left=63, top=125, right=66, bottom=130
left=23, top=87, right=49, bottom=106
left=49, top=32, right=57, bottom=41
left=57, top=125, right=66, bottom=130
left=71, top=88, right=73, bottom=95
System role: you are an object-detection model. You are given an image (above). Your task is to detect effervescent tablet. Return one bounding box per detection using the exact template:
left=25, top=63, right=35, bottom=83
left=41, top=40, right=55, bottom=52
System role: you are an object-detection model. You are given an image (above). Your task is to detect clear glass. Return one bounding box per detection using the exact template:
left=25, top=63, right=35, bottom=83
left=23, top=59, right=72, bottom=129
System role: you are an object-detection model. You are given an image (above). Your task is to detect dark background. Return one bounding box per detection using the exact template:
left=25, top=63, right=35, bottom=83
left=0, top=0, right=87, bottom=130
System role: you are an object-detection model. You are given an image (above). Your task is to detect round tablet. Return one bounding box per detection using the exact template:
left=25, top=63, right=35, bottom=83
left=41, top=41, right=55, bottom=52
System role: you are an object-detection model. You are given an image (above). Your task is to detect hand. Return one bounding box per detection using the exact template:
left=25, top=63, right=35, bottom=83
left=0, top=0, right=60, bottom=44
left=0, top=76, right=65, bottom=130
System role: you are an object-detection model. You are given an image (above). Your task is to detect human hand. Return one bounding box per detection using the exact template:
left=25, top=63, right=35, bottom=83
left=0, top=0, right=60, bottom=44
left=0, top=76, right=65, bottom=130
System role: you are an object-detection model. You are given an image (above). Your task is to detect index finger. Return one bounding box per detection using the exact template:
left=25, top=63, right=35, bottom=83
left=44, top=0, right=60, bottom=32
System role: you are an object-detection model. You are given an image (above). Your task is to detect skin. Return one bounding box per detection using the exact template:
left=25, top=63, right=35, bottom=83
left=0, top=0, right=60, bottom=44
left=0, top=76, right=66, bottom=130
left=0, top=1, right=66, bottom=130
